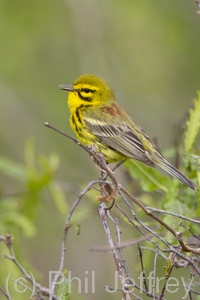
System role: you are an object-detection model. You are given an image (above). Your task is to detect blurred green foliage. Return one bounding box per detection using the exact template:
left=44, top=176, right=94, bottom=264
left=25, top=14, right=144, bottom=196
left=0, top=0, right=200, bottom=299
left=0, top=139, right=68, bottom=236
left=185, top=91, right=200, bottom=155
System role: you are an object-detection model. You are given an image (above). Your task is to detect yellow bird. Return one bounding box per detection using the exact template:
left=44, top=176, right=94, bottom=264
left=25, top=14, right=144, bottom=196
left=60, top=74, right=196, bottom=190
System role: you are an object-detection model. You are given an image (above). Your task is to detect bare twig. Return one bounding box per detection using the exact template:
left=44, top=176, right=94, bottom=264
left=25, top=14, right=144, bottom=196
left=138, top=244, right=148, bottom=292
left=90, top=235, right=151, bottom=252
left=0, top=287, right=11, bottom=300
left=120, top=186, right=200, bottom=254
left=9, top=278, right=40, bottom=299
left=152, top=251, right=158, bottom=300
left=51, top=179, right=105, bottom=294
left=0, top=235, right=58, bottom=300
left=147, top=207, right=200, bottom=225
left=158, top=263, right=174, bottom=300
left=115, top=202, right=200, bottom=275
left=188, top=259, right=200, bottom=298
left=179, top=222, right=200, bottom=242
left=182, top=284, right=200, bottom=296
left=115, top=202, right=171, bottom=250
left=114, top=217, right=132, bottom=281
left=195, top=0, right=200, bottom=14
left=98, top=202, right=131, bottom=300
left=140, top=247, right=168, bottom=261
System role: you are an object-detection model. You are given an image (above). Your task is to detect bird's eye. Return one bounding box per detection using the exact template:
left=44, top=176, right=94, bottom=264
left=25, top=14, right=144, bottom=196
left=83, top=88, right=90, bottom=93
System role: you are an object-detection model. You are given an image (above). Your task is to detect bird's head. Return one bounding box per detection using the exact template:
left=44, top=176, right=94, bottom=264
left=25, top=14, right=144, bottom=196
left=59, top=74, right=115, bottom=112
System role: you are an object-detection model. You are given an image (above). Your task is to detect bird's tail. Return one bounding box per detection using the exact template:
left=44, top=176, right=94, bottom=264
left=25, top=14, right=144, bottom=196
left=149, top=151, right=196, bottom=190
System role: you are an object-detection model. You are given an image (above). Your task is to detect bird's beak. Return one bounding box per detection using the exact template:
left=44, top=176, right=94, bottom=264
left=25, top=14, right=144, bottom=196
left=59, top=84, right=75, bottom=92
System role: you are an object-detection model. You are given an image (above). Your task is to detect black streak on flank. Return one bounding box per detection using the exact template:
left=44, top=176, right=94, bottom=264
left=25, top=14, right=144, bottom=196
left=75, top=107, right=83, bottom=125
left=74, top=104, right=93, bottom=126
left=71, top=114, right=79, bottom=133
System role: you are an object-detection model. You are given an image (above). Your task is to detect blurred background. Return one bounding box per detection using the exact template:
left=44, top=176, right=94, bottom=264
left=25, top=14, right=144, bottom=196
left=0, top=0, right=200, bottom=299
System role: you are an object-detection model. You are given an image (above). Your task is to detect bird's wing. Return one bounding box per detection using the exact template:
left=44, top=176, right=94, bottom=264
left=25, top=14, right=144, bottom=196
left=83, top=107, right=155, bottom=167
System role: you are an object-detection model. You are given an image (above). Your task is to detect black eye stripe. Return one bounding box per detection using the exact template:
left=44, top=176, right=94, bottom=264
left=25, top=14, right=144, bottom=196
left=77, top=91, right=92, bottom=102
left=80, top=88, right=95, bottom=93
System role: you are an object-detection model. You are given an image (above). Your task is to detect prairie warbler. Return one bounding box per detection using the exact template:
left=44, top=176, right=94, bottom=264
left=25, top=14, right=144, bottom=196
left=59, top=74, right=196, bottom=190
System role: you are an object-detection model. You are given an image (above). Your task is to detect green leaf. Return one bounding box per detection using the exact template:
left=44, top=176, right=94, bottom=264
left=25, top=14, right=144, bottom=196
left=184, top=91, right=200, bottom=155
left=56, top=276, right=70, bottom=300
left=188, top=155, right=200, bottom=172
left=164, top=259, right=173, bottom=275
left=75, top=223, right=81, bottom=235
left=0, top=198, right=36, bottom=237
left=198, top=170, right=200, bottom=187
left=49, top=186, right=68, bottom=215
left=0, top=156, right=26, bottom=181
left=125, top=160, right=170, bottom=193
